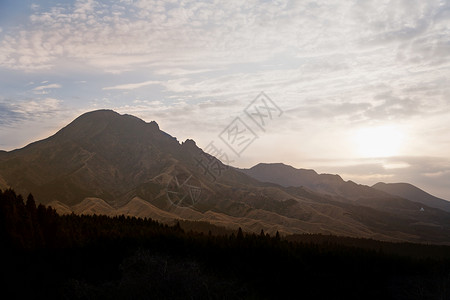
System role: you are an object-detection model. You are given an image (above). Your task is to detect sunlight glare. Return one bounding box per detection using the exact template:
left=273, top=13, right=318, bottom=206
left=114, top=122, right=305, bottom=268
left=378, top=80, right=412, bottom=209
left=354, top=126, right=404, bottom=158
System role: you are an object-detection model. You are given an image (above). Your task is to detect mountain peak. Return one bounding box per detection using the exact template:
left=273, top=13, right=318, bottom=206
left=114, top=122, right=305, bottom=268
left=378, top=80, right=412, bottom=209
left=182, top=139, right=196, bottom=147
left=70, top=109, right=160, bottom=127
left=250, top=162, right=318, bottom=175
left=253, top=162, right=293, bottom=169
left=72, top=109, right=124, bottom=124
left=53, top=110, right=162, bottom=142
left=80, top=109, right=119, bottom=117
left=148, top=120, right=159, bottom=130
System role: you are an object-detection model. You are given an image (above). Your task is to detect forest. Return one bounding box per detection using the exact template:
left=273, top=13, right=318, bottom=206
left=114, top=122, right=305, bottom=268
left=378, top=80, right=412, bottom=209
left=1, top=188, right=450, bottom=299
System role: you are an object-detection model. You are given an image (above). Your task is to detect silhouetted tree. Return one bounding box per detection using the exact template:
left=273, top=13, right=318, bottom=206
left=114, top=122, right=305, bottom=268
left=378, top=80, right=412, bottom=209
left=275, top=231, right=280, bottom=241
left=237, top=227, right=244, bottom=240
left=26, top=193, right=36, bottom=212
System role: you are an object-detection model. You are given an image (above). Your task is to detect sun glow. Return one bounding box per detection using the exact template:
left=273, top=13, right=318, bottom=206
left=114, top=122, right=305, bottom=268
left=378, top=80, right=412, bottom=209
left=354, top=126, right=404, bottom=158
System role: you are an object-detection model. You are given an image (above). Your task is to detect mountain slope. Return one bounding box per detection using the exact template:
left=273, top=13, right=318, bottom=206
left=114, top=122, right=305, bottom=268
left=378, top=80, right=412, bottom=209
left=373, top=182, right=450, bottom=213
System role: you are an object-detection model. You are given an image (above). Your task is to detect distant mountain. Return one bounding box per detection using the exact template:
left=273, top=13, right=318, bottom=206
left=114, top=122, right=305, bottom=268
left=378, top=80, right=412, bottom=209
left=240, top=163, right=450, bottom=240
left=1, top=110, right=450, bottom=244
left=240, top=163, right=368, bottom=197
left=240, top=163, right=419, bottom=211
left=373, top=182, right=450, bottom=213
left=240, top=162, right=388, bottom=198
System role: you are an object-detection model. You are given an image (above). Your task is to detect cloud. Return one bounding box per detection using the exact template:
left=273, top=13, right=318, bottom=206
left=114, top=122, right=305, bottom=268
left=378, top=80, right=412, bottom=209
left=154, top=68, right=220, bottom=76
left=33, top=83, right=62, bottom=91
left=0, top=0, right=447, bottom=114
left=0, top=97, right=80, bottom=151
left=103, top=80, right=161, bottom=90
left=0, top=0, right=442, bottom=73
left=0, top=103, right=21, bottom=126
left=0, top=97, right=63, bottom=126
left=15, top=97, right=62, bottom=114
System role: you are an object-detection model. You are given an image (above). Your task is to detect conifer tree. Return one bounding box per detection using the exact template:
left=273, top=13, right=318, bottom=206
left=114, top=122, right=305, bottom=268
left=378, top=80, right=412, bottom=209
left=26, top=193, right=36, bottom=212
left=237, top=227, right=244, bottom=239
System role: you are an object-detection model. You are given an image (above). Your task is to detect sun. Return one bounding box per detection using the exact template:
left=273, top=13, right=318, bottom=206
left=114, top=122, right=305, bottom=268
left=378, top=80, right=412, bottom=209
left=354, top=126, right=404, bottom=158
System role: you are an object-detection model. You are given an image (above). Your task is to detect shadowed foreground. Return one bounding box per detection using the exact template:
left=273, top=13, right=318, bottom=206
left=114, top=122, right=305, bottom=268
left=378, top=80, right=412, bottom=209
left=1, top=189, right=449, bottom=299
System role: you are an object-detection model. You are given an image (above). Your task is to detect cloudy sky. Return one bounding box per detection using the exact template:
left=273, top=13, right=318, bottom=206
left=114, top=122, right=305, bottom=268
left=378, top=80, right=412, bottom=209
left=1, top=0, right=449, bottom=199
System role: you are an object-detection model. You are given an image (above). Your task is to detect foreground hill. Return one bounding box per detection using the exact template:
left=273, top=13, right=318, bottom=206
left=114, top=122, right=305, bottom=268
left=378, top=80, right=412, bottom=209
left=373, top=182, right=450, bottom=212
left=1, top=110, right=450, bottom=243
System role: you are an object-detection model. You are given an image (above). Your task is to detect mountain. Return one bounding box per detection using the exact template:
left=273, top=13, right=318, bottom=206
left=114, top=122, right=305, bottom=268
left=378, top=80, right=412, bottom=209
left=240, top=163, right=369, bottom=197
left=240, top=162, right=395, bottom=201
left=0, top=110, right=218, bottom=207
left=240, top=163, right=423, bottom=212
left=372, top=182, right=450, bottom=213
left=1, top=110, right=450, bottom=243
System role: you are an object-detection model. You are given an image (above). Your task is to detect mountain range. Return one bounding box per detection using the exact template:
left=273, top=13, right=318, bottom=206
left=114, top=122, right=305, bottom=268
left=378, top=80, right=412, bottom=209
left=1, top=110, right=449, bottom=244
left=241, top=163, right=450, bottom=212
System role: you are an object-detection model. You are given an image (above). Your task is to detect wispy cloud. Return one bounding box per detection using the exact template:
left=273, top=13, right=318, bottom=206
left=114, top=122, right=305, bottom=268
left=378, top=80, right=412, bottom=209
left=103, top=80, right=161, bottom=91
left=0, top=102, right=21, bottom=126
left=33, top=83, right=62, bottom=91
left=0, top=0, right=446, bottom=74
left=0, top=97, right=63, bottom=122
left=0, top=96, right=81, bottom=151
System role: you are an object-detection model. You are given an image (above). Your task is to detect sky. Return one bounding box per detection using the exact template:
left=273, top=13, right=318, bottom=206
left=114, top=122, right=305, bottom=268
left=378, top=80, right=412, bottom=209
left=0, top=0, right=449, bottom=200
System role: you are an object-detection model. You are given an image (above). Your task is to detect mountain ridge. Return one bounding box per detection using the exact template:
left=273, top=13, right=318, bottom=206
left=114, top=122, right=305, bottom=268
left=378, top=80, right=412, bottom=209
left=241, top=162, right=398, bottom=201
left=373, top=182, right=450, bottom=212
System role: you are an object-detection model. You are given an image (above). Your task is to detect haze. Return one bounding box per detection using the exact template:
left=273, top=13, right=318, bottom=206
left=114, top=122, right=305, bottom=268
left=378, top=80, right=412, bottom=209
left=0, top=0, right=449, bottom=199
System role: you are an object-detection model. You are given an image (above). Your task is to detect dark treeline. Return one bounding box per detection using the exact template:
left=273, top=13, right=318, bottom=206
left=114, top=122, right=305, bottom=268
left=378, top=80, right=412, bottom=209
left=287, top=233, right=450, bottom=260
left=1, top=188, right=450, bottom=299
